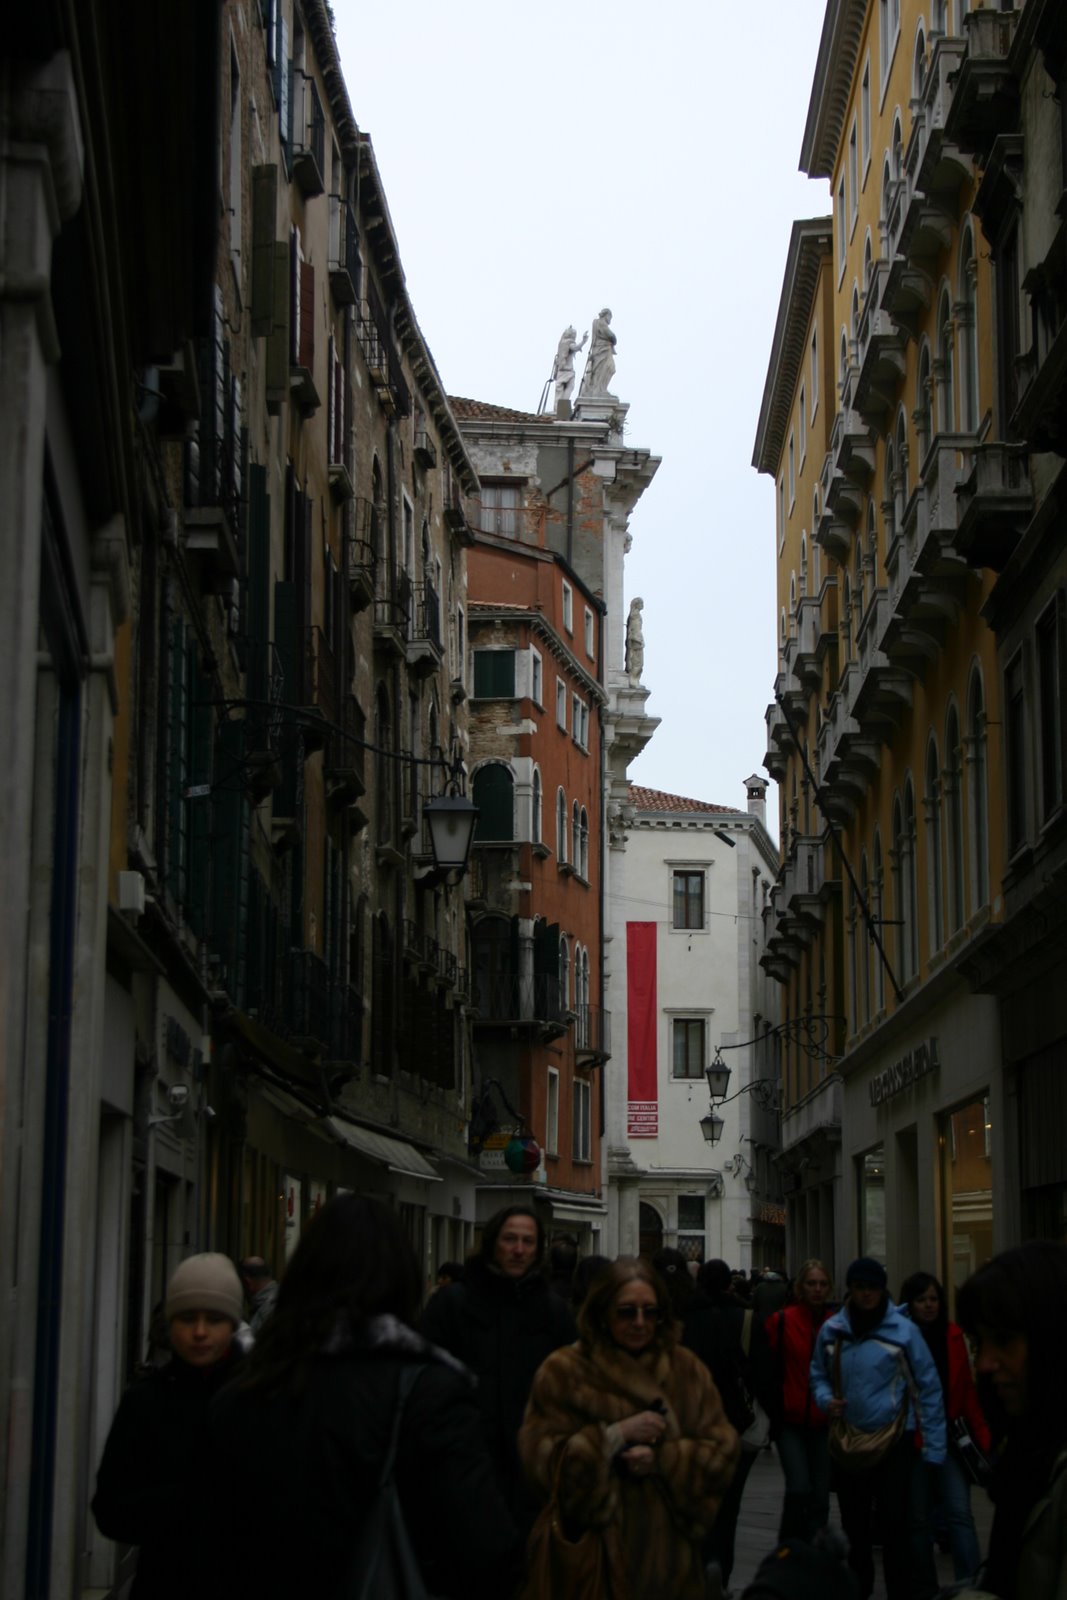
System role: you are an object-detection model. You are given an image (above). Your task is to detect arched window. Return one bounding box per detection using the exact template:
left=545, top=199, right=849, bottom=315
left=881, top=156, right=893, bottom=226
left=556, top=787, right=568, bottom=862
left=580, top=806, right=590, bottom=879
left=800, top=533, right=809, bottom=595
left=860, top=851, right=872, bottom=1024
left=531, top=766, right=543, bottom=846
left=959, top=224, right=979, bottom=432
left=375, top=684, right=392, bottom=844
left=932, top=0, right=949, bottom=34
left=572, top=800, right=580, bottom=869
left=840, top=328, right=849, bottom=392
left=913, top=25, right=927, bottom=97
left=937, top=287, right=955, bottom=431
left=904, top=777, right=919, bottom=979
left=854, top=539, right=865, bottom=627
left=842, top=573, right=853, bottom=660
left=780, top=608, right=787, bottom=653
left=892, top=116, right=903, bottom=181
left=472, top=763, right=514, bottom=841
left=884, top=436, right=897, bottom=545
left=851, top=284, right=861, bottom=343
left=873, top=829, right=886, bottom=1012
left=812, top=491, right=822, bottom=589
left=968, top=669, right=989, bottom=908
left=916, top=339, right=933, bottom=460
left=945, top=704, right=964, bottom=933
left=866, top=500, right=878, bottom=578
left=925, top=737, right=944, bottom=954
left=559, top=934, right=570, bottom=1012
left=789, top=572, right=797, bottom=629
left=863, top=232, right=873, bottom=295
left=896, top=408, right=909, bottom=507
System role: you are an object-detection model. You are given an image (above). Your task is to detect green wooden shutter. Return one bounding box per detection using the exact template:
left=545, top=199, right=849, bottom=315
left=251, top=165, right=278, bottom=336
left=265, top=241, right=290, bottom=401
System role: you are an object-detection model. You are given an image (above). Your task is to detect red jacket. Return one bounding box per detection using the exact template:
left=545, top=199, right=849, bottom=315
left=766, top=1302, right=833, bottom=1428
left=945, top=1320, right=992, bottom=1452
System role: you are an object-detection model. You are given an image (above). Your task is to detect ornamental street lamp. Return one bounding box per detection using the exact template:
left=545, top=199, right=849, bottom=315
left=699, top=1108, right=725, bottom=1145
left=423, top=791, right=479, bottom=873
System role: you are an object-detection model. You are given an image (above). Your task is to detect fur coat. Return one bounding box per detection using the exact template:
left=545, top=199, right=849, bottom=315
left=518, top=1337, right=739, bottom=1599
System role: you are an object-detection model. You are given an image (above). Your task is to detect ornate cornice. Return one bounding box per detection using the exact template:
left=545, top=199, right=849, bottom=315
left=800, top=0, right=870, bottom=180
left=752, top=218, right=833, bottom=476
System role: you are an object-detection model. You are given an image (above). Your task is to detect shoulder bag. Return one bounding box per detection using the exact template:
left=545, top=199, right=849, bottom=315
left=827, top=1338, right=916, bottom=1473
left=950, top=1414, right=992, bottom=1486
left=342, top=1363, right=439, bottom=1600
left=520, top=1445, right=621, bottom=1600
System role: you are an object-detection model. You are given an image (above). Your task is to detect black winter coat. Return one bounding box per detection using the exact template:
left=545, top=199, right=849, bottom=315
left=91, top=1346, right=242, bottom=1600
left=682, top=1290, right=774, bottom=1436
left=420, top=1259, right=575, bottom=1522
left=206, top=1333, right=520, bottom=1599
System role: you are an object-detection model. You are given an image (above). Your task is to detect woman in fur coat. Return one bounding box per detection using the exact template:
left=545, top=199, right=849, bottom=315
left=518, top=1257, right=739, bottom=1599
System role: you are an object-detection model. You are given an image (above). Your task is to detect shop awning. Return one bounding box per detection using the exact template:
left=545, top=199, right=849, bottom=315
left=326, top=1116, right=441, bottom=1182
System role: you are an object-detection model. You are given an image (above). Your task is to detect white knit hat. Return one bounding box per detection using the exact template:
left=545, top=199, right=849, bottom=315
left=165, top=1253, right=244, bottom=1324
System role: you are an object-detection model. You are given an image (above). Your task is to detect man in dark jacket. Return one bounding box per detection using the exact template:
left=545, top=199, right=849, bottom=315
left=421, top=1204, right=575, bottom=1530
left=685, top=1258, right=775, bottom=1592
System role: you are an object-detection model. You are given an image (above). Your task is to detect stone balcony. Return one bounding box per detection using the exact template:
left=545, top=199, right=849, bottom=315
left=850, top=587, right=914, bottom=743
left=816, top=663, right=883, bottom=824
left=912, top=35, right=972, bottom=205
left=881, top=432, right=976, bottom=672
left=955, top=443, right=1034, bottom=570
left=854, top=263, right=908, bottom=423
left=944, top=6, right=1022, bottom=160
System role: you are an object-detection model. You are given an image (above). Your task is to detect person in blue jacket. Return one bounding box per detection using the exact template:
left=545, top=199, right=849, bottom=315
left=810, top=1257, right=946, bottom=1600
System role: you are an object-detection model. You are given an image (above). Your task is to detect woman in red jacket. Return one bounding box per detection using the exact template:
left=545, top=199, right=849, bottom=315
left=900, top=1270, right=991, bottom=1584
left=765, top=1258, right=835, bottom=1541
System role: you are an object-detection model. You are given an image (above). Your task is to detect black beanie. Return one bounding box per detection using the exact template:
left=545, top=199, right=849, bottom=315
left=743, top=1538, right=860, bottom=1600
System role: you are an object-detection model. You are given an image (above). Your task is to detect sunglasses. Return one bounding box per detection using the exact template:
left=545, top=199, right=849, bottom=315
left=613, top=1304, right=663, bottom=1322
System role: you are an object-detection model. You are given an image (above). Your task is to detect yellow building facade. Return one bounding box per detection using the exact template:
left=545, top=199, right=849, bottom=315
left=752, top=0, right=1057, bottom=1297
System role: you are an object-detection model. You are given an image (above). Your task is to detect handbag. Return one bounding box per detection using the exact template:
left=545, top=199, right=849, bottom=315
left=950, top=1415, right=992, bottom=1486
left=520, top=1448, right=616, bottom=1600
left=343, top=1363, right=439, bottom=1600
left=827, top=1337, right=916, bottom=1473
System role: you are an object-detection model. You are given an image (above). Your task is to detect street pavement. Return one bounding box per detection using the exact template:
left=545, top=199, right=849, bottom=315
left=730, top=1445, right=995, bottom=1598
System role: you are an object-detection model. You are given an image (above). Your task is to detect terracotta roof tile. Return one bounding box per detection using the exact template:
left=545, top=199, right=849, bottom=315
left=629, top=785, right=741, bottom=816
left=449, top=395, right=552, bottom=424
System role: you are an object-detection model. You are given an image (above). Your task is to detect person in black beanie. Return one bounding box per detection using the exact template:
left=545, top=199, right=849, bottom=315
left=92, top=1253, right=246, bottom=1600
left=741, top=1530, right=860, bottom=1599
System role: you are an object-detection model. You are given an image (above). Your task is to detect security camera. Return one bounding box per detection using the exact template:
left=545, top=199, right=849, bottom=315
left=167, top=1084, right=190, bottom=1110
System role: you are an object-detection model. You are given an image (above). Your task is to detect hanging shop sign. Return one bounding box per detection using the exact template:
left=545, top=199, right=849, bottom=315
left=869, top=1037, right=940, bottom=1107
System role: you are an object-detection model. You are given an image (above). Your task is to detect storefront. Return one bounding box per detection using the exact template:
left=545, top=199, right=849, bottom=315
left=838, top=984, right=1003, bottom=1310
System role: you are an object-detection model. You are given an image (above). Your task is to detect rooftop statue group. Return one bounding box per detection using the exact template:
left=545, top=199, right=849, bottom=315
left=552, top=307, right=618, bottom=406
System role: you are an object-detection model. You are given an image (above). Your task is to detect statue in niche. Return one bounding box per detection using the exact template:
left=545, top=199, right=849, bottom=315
left=625, top=597, right=645, bottom=685
left=579, top=308, right=618, bottom=396
left=552, top=325, right=588, bottom=405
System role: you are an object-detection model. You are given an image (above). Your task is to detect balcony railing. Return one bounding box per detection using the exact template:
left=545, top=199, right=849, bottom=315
left=472, top=973, right=564, bottom=1032
left=576, top=1004, right=611, bottom=1062
left=373, top=568, right=411, bottom=652
left=290, top=948, right=331, bottom=1048
left=407, top=579, right=443, bottom=675
left=306, top=625, right=337, bottom=729
left=326, top=693, right=366, bottom=809
left=944, top=7, right=1022, bottom=159
left=328, top=196, right=360, bottom=307
left=292, top=77, right=325, bottom=198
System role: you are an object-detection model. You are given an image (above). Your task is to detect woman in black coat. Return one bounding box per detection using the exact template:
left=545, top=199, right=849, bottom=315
left=208, top=1194, right=520, bottom=1600
left=92, top=1252, right=246, bottom=1599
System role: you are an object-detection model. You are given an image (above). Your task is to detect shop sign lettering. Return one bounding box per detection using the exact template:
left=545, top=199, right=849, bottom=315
left=869, top=1037, right=940, bottom=1106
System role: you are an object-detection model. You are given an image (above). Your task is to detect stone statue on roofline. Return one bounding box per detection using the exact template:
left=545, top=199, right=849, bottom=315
left=579, top=308, right=618, bottom=397
left=552, top=325, right=588, bottom=406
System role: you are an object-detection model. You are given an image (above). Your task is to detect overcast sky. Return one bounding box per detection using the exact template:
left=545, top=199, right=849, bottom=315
left=334, top=0, right=829, bottom=828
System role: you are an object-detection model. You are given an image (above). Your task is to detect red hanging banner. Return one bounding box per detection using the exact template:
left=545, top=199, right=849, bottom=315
left=627, top=921, right=658, bottom=1137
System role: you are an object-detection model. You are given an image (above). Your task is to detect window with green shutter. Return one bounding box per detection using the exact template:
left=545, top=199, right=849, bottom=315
left=472, top=650, right=515, bottom=698
left=473, top=764, right=514, bottom=841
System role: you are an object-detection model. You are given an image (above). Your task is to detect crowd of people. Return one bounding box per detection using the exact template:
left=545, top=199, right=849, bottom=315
left=92, top=1204, right=1067, bottom=1600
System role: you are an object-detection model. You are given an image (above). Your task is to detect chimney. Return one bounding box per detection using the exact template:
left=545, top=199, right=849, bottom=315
left=743, top=773, right=768, bottom=828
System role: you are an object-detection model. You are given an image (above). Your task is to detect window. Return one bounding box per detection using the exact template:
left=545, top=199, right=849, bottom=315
left=472, top=764, right=514, bottom=842
left=861, top=60, right=871, bottom=176
left=572, top=1078, right=591, bottom=1161
left=940, top=1099, right=993, bottom=1312
left=916, top=340, right=933, bottom=458
left=672, top=869, right=705, bottom=930
left=556, top=787, right=568, bottom=861
left=579, top=807, right=590, bottom=879
left=969, top=669, right=989, bottom=907
left=839, top=329, right=849, bottom=394
left=800, top=532, right=809, bottom=596
left=556, top=678, right=567, bottom=730
left=945, top=706, right=965, bottom=934
left=777, top=477, right=786, bottom=553
left=677, top=1195, right=706, bottom=1264
left=811, top=327, right=819, bottom=416
left=880, top=0, right=901, bottom=94
left=836, top=174, right=847, bottom=280
left=530, top=647, right=543, bottom=707
left=559, top=934, right=570, bottom=1010
left=873, top=829, right=886, bottom=1012
left=881, top=156, right=893, bottom=229
left=859, top=1145, right=886, bottom=1257
left=532, top=767, right=543, bottom=845
left=546, top=1068, right=559, bottom=1156
left=848, top=120, right=859, bottom=234
left=863, top=232, right=873, bottom=295
left=995, top=222, right=1022, bottom=431
left=788, top=432, right=795, bottom=507
left=959, top=225, right=979, bottom=432
left=562, top=580, right=573, bottom=633
left=904, top=779, right=919, bottom=979
left=473, top=650, right=515, bottom=698
left=1037, top=600, right=1064, bottom=822
left=572, top=694, right=589, bottom=749
left=672, top=1018, right=706, bottom=1080
left=913, top=25, right=927, bottom=98
left=479, top=484, right=520, bottom=537
left=926, top=738, right=944, bottom=954
left=584, top=607, right=595, bottom=658
left=937, top=288, right=955, bottom=432
left=860, top=852, right=872, bottom=1023
left=1005, top=650, right=1027, bottom=855
left=572, top=800, right=580, bottom=869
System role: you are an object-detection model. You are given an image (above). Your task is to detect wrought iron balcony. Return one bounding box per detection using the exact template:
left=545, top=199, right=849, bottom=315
left=471, top=972, right=566, bottom=1037
left=373, top=567, right=411, bottom=657
left=328, top=196, right=360, bottom=308
left=344, top=515, right=376, bottom=614
left=576, top=1004, right=611, bottom=1064
left=406, top=579, right=443, bottom=677
left=290, top=948, right=332, bottom=1050
left=325, top=693, right=366, bottom=811
left=292, top=77, right=326, bottom=198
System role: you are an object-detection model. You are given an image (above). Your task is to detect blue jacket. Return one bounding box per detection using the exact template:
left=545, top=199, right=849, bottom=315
left=810, top=1299, right=946, bottom=1464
